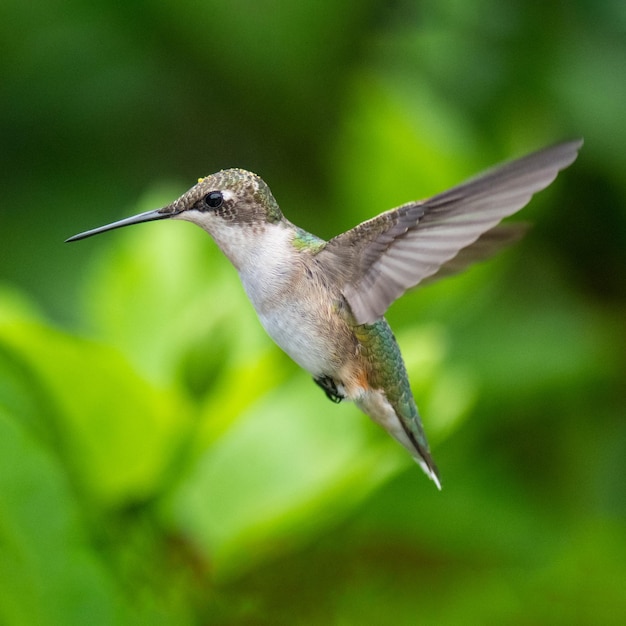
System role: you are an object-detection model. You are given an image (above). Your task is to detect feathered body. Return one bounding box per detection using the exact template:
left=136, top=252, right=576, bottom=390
left=67, top=140, right=583, bottom=489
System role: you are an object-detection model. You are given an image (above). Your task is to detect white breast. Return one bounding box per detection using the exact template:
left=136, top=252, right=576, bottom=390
left=257, top=302, right=338, bottom=376
left=237, top=227, right=337, bottom=376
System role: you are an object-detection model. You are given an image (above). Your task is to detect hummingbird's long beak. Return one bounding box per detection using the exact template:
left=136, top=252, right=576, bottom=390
left=65, top=207, right=177, bottom=242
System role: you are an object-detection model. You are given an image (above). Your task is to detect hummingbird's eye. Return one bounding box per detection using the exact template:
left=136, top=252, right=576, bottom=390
left=204, top=191, right=224, bottom=210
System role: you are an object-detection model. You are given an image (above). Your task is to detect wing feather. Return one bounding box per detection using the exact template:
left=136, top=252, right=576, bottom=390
left=320, top=140, right=582, bottom=324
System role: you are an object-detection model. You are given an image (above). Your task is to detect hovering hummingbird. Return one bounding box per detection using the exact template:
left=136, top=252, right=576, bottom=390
left=67, top=139, right=582, bottom=489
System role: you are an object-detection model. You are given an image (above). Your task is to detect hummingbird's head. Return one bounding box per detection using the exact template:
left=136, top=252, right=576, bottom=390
left=172, top=168, right=283, bottom=228
left=66, top=168, right=284, bottom=243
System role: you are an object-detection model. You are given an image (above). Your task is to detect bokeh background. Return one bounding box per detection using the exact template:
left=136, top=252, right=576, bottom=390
left=1, top=1, right=625, bottom=624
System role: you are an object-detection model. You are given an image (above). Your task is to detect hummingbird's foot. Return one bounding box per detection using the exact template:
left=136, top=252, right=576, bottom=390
left=313, top=376, right=345, bottom=403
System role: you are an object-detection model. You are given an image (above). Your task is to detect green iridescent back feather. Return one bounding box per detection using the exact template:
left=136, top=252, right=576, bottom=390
left=354, top=319, right=430, bottom=450
left=292, top=228, right=326, bottom=252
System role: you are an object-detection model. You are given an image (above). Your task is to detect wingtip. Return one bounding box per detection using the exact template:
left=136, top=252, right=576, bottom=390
left=571, top=137, right=584, bottom=149
left=554, top=137, right=584, bottom=167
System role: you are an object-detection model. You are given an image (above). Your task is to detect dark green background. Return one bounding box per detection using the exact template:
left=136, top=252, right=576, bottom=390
left=1, top=1, right=624, bottom=624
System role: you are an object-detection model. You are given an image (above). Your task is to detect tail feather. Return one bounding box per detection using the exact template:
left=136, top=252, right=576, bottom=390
left=415, top=454, right=442, bottom=490
left=354, top=388, right=442, bottom=490
left=404, top=425, right=442, bottom=490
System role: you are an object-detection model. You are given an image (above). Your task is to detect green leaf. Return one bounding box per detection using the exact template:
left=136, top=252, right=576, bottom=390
left=0, top=408, right=130, bottom=626
left=165, top=373, right=407, bottom=582
left=0, top=290, right=190, bottom=506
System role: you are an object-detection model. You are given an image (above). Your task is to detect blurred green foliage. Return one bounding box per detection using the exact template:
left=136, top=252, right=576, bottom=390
left=1, top=1, right=625, bottom=624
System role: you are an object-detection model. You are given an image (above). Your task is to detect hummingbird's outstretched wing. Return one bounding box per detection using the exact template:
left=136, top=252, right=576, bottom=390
left=418, top=221, right=530, bottom=285
left=320, top=140, right=582, bottom=325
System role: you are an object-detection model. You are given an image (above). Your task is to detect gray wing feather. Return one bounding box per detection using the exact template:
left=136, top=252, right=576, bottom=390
left=321, top=140, right=582, bottom=324
left=421, top=222, right=529, bottom=284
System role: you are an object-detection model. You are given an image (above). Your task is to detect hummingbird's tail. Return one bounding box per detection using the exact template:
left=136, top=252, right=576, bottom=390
left=355, top=388, right=442, bottom=490
left=351, top=318, right=441, bottom=489
left=412, top=445, right=442, bottom=490
left=401, top=417, right=441, bottom=489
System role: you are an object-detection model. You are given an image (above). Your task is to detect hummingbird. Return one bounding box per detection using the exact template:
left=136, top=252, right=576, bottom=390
left=67, top=139, right=582, bottom=489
